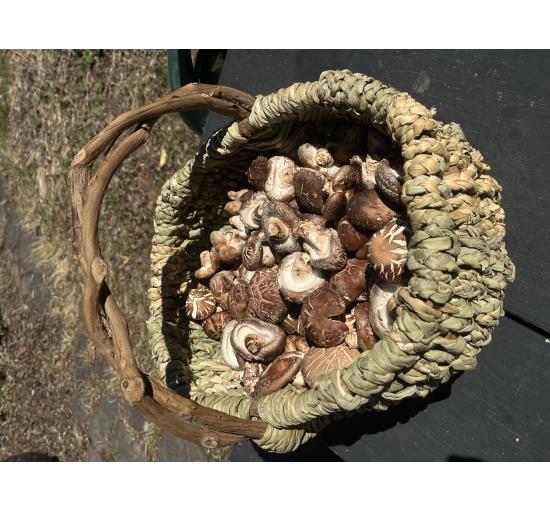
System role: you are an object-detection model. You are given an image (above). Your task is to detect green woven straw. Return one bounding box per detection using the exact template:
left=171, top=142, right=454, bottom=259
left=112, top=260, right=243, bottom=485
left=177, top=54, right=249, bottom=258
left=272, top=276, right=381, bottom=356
left=147, top=70, right=515, bottom=453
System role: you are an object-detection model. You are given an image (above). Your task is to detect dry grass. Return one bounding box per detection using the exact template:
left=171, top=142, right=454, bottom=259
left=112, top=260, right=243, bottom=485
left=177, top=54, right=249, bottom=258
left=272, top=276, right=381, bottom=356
left=0, top=50, right=199, bottom=460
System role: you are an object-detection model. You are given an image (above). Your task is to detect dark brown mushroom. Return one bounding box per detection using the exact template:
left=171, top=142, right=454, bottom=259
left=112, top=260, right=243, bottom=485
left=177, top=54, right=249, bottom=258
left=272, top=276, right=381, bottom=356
left=226, top=278, right=250, bottom=320
left=202, top=311, right=232, bottom=341
left=327, top=125, right=368, bottom=162
left=301, top=344, right=360, bottom=387
left=375, top=159, right=403, bottom=204
left=352, top=302, right=377, bottom=351
left=247, top=266, right=288, bottom=324
left=367, top=128, right=393, bottom=159
left=294, top=167, right=325, bottom=213
left=299, top=287, right=348, bottom=347
left=209, top=270, right=235, bottom=310
left=285, top=334, right=310, bottom=354
left=337, top=217, right=369, bottom=253
left=321, top=191, right=347, bottom=222
left=329, top=258, right=369, bottom=305
left=331, top=164, right=359, bottom=192
left=252, top=351, right=304, bottom=398
left=347, top=188, right=398, bottom=231
left=247, top=156, right=269, bottom=190
left=230, top=318, right=286, bottom=363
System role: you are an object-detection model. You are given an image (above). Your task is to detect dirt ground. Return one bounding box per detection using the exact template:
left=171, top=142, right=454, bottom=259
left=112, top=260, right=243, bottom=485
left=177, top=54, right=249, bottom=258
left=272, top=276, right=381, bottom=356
left=0, top=50, right=213, bottom=460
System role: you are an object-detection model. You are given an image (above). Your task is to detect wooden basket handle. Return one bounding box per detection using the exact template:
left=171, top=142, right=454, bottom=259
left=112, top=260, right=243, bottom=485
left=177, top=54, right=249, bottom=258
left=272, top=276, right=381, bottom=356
left=68, top=83, right=267, bottom=448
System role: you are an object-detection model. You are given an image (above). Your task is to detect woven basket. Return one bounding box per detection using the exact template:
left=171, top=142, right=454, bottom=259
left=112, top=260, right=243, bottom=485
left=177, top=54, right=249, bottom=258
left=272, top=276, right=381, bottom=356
left=70, top=69, right=515, bottom=454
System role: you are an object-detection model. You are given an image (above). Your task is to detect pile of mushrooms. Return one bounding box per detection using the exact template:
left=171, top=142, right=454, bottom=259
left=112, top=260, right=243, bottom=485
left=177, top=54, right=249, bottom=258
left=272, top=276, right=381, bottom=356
left=184, top=125, right=411, bottom=398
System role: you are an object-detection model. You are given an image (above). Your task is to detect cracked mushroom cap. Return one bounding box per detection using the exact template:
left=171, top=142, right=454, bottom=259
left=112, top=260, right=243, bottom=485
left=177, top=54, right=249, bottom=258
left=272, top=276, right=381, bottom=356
left=209, top=270, right=235, bottom=310
left=367, top=219, right=408, bottom=282
left=301, top=344, right=360, bottom=387
left=194, top=250, right=220, bottom=280
left=277, top=252, right=325, bottom=302
left=298, top=222, right=347, bottom=271
left=285, top=334, right=310, bottom=354
left=347, top=188, right=398, bottom=231
left=230, top=318, right=286, bottom=363
left=239, top=191, right=267, bottom=230
left=265, top=156, right=296, bottom=202
left=202, top=311, right=232, bottom=341
left=352, top=302, right=377, bottom=351
left=247, top=266, right=288, bottom=324
left=375, top=159, right=403, bottom=204
left=329, top=258, right=369, bottom=305
left=247, top=156, right=269, bottom=190
left=226, top=278, right=251, bottom=320
left=252, top=351, right=305, bottom=398
left=337, top=217, right=369, bottom=252
left=369, top=280, right=402, bottom=338
left=261, top=201, right=301, bottom=254
left=241, top=361, right=264, bottom=395
left=299, top=287, right=348, bottom=347
left=210, top=229, right=245, bottom=266
left=242, top=231, right=263, bottom=271
left=185, top=288, right=216, bottom=321
left=297, top=143, right=334, bottom=170
left=294, top=167, right=326, bottom=213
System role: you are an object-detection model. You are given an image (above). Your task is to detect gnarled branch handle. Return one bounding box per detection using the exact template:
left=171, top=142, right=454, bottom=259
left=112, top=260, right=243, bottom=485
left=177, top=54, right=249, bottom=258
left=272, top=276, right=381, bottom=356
left=69, top=83, right=267, bottom=448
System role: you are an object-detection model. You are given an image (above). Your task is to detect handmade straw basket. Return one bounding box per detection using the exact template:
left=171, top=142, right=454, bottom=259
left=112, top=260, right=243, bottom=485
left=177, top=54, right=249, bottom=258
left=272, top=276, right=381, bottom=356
left=69, top=70, right=515, bottom=454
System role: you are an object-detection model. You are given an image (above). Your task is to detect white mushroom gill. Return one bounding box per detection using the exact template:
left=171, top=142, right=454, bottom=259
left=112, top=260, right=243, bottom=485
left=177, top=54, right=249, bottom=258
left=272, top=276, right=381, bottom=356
left=277, top=252, right=325, bottom=302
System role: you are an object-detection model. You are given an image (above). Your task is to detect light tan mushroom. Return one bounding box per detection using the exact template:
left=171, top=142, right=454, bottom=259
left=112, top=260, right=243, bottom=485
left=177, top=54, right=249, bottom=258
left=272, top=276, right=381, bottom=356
left=265, top=156, right=296, bottom=202
left=277, top=252, right=325, bottom=302
left=297, top=222, right=347, bottom=271
left=369, top=280, right=402, bottom=338
left=352, top=302, right=377, bottom=351
left=239, top=191, right=268, bottom=230
left=301, top=344, right=360, bottom=387
left=230, top=318, right=286, bottom=363
left=220, top=320, right=242, bottom=370
left=194, top=250, right=221, bottom=280
left=241, top=361, right=264, bottom=395
left=210, top=229, right=245, bottom=266
left=297, top=143, right=334, bottom=170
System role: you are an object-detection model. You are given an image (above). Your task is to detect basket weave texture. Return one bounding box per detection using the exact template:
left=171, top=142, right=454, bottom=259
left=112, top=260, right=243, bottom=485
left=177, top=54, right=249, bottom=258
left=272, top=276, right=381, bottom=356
left=147, top=70, right=515, bottom=453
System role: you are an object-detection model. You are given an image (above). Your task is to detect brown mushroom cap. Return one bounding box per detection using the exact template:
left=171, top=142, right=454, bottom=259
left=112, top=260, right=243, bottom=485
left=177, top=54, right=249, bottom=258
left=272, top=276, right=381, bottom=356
left=337, top=217, right=369, bottom=253
left=331, top=164, right=359, bottom=192
left=298, top=222, right=347, bottom=271
left=352, top=302, right=377, bottom=351
left=347, top=188, right=398, bottom=231
left=285, top=334, right=310, bottom=354
left=329, top=258, right=370, bottom=305
left=226, top=278, right=250, bottom=320
left=194, top=250, right=221, bottom=280
left=261, top=201, right=301, bottom=254
left=276, top=252, right=325, bottom=303
left=299, top=287, right=348, bottom=347
left=247, top=156, right=269, bottom=190
left=247, top=266, right=288, bottom=324
left=367, top=219, right=408, bottom=282
left=375, top=159, right=403, bottom=204
left=294, top=167, right=326, bottom=213
left=297, top=143, right=334, bottom=170
left=241, top=361, right=264, bottom=395
left=210, top=229, right=245, bottom=266
left=239, top=191, right=267, bottom=230
left=252, top=351, right=304, bottom=398
left=202, top=311, right=232, bottom=341
left=242, top=231, right=263, bottom=271
left=265, top=156, right=296, bottom=202
left=301, top=344, right=360, bottom=387
left=209, top=270, right=235, bottom=310
left=321, top=191, right=347, bottom=222
left=230, top=318, right=286, bottom=363
left=185, top=288, right=216, bottom=321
